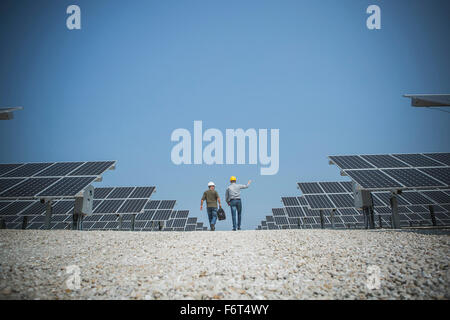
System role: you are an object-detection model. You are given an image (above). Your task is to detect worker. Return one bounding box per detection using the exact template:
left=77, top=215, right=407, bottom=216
left=200, top=181, right=221, bottom=231
left=225, top=176, right=251, bottom=231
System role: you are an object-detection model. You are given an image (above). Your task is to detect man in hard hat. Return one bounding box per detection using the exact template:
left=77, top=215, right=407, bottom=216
left=200, top=181, right=221, bottom=231
left=225, top=176, right=252, bottom=231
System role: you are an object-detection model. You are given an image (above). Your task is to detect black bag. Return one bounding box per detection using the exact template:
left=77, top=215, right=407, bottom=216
left=217, top=207, right=226, bottom=221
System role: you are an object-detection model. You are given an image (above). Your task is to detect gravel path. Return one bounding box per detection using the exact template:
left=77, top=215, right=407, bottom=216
left=0, top=229, right=448, bottom=300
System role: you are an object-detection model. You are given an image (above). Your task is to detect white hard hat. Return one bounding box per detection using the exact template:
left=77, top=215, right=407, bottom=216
left=208, top=181, right=215, bottom=187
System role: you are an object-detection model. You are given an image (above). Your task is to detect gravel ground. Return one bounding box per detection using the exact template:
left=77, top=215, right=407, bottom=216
left=0, top=229, right=448, bottom=300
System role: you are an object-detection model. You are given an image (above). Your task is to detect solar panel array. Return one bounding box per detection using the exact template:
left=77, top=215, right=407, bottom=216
left=0, top=186, right=155, bottom=230
left=328, top=153, right=450, bottom=191
left=0, top=161, right=116, bottom=199
left=0, top=161, right=206, bottom=232
left=258, top=185, right=450, bottom=230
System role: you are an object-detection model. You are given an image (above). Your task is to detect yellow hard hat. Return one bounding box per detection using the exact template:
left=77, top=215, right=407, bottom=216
left=230, top=176, right=236, bottom=182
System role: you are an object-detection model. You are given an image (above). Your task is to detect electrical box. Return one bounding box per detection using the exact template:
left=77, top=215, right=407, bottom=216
left=74, top=185, right=94, bottom=216
left=353, top=182, right=373, bottom=208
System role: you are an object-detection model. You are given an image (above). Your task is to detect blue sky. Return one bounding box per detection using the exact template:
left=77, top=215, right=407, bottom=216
left=1, top=0, right=449, bottom=230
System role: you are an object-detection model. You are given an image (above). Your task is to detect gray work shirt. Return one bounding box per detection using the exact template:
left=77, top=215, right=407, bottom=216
left=225, top=183, right=249, bottom=203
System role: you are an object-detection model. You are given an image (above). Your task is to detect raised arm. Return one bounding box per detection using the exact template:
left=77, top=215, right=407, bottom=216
left=239, top=180, right=252, bottom=189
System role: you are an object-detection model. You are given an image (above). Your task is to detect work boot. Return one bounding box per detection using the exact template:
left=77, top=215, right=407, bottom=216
left=211, top=224, right=215, bottom=231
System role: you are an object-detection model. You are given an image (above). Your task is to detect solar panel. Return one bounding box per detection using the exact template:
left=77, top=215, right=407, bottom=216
left=266, top=215, right=274, bottom=222
left=0, top=200, right=34, bottom=215
left=330, top=153, right=450, bottom=191
left=360, top=154, right=408, bottom=168
left=175, top=210, right=189, bottom=218
left=399, top=191, right=435, bottom=205
left=303, top=194, right=335, bottom=209
left=68, top=161, right=115, bottom=176
left=158, top=200, right=176, bottom=209
left=145, top=200, right=160, bottom=210
left=187, top=217, right=197, bottom=225
left=93, top=187, right=114, bottom=199
left=0, top=178, right=26, bottom=194
left=0, top=161, right=116, bottom=200
left=327, top=193, right=355, bottom=208
left=185, top=224, right=196, bottom=231
left=0, top=164, right=23, bottom=177
left=94, top=200, right=124, bottom=214
left=382, top=168, right=445, bottom=188
left=421, top=190, right=450, bottom=204
left=340, top=182, right=353, bottom=192
left=420, top=167, right=450, bottom=185
left=281, top=197, right=299, bottom=206
left=100, top=214, right=118, bottom=222
left=172, top=218, right=187, bottom=228
left=52, top=200, right=74, bottom=214
left=88, top=186, right=155, bottom=218
left=3, top=163, right=54, bottom=178
left=293, top=199, right=306, bottom=209
left=117, top=199, right=148, bottom=213
left=329, top=155, right=374, bottom=169
left=424, top=153, right=450, bottom=166
left=136, top=210, right=155, bottom=221
left=267, top=223, right=278, bottom=230
left=274, top=216, right=288, bottom=225
left=129, top=187, right=156, bottom=199
left=35, top=162, right=85, bottom=177
left=297, top=182, right=323, bottom=194
left=318, top=182, right=347, bottom=194
left=0, top=177, right=60, bottom=198
left=152, top=210, right=172, bottom=221
left=372, top=192, right=409, bottom=207
left=392, top=154, right=443, bottom=168
left=272, top=208, right=286, bottom=216
left=285, top=206, right=304, bottom=218
left=344, top=170, right=402, bottom=189
left=107, top=187, right=134, bottom=199
left=38, top=177, right=97, bottom=197
left=0, top=201, right=13, bottom=211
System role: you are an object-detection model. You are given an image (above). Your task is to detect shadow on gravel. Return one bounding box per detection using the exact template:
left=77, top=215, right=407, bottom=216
left=366, top=228, right=450, bottom=236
